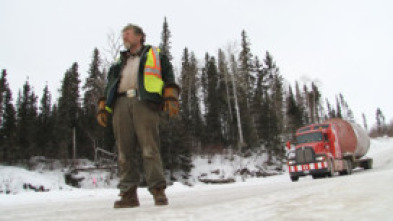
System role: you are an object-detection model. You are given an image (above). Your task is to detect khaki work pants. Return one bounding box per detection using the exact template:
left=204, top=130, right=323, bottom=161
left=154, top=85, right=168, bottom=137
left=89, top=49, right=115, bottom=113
left=112, top=96, right=166, bottom=192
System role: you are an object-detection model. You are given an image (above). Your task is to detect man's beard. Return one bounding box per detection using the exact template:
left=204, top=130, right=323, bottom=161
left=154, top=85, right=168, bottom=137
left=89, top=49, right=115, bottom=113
left=124, top=41, right=139, bottom=50
left=123, top=42, right=131, bottom=50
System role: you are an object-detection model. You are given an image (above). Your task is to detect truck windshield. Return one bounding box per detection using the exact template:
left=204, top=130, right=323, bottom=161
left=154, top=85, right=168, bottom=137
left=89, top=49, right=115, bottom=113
left=296, top=132, right=323, bottom=144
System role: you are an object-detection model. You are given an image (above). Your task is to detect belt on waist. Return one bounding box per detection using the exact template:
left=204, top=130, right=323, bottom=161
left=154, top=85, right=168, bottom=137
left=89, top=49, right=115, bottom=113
left=118, top=89, right=138, bottom=98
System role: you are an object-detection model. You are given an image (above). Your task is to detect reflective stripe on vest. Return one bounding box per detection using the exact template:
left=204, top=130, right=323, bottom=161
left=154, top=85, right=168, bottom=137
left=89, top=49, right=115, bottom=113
left=144, top=47, right=164, bottom=96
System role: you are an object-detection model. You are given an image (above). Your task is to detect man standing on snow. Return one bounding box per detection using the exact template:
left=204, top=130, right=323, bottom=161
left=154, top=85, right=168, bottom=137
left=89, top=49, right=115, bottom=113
left=96, top=23, right=180, bottom=208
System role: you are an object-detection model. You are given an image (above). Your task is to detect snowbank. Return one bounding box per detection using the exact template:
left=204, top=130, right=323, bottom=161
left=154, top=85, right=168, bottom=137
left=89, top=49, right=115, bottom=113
left=0, top=166, right=71, bottom=194
left=190, top=153, right=282, bottom=184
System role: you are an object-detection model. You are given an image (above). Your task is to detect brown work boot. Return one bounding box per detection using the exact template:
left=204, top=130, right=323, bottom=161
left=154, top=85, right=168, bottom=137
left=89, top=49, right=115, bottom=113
left=114, top=187, right=140, bottom=208
left=151, top=187, right=169, bottom=206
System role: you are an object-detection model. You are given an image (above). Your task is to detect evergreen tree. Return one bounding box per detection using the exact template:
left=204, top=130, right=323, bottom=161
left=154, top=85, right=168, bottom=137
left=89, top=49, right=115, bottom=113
left=362, top=113, right=368, bottom=132
left=259, top=90, right=280, bottom=162
left=0, top=70, right=6, bottom=127
left=286, top=86, right=303, bottom=139
left=310, top=82, right=321, bottom=123
left=338, top=93, right=354, bottom=122
left=217, top=49, right=234, bottom=146
left=81, top=48, right=111, bottom=158
left=188, top=52, right=203, bottom=144
left=36, top=84, right=52, bottom=156
left=376, top=108, right=386, bottom=136
left=179, top=48, right=203, bottom=148
left=295, top=81, right=307, bottom=124
left=180, top=48, right=191, bottom=122
left=238, top=30, right=255, bottom=101
left=159, top=17, right=172, bottom=61
left=0, top=71, right=17, bottom=164
left=16, top=80, right=38, bottom=160
left=237, top=30, right=258, bottom=148
left=229, top=54, right=244, bottom=150
left=200, top=53, right=209, bottom=114
left=266, top=52, right=284, bottom=132
left=205, top=56, right=223, bottom=145
left=252, top=56, right=266, bottom=144
left=326, top=98, right=334, bottom=118
left=48, top=104, right=60, bottom=158
left=263, top=52, right=284, bottom=160
left=335, top=96, right=342, bottom=119
left=158, top=24, right=193, bottom=182
left=57, top=63, right=81, bottom=160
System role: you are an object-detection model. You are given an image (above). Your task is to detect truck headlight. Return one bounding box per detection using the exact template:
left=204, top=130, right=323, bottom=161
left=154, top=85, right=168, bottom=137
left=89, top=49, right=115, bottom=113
left=315, top=156, right=326, bottom=162
left=288, top=160, right=296, bottom=165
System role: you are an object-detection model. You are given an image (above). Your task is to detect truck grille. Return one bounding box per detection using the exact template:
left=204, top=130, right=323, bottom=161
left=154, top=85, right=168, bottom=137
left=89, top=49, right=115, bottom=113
left=295, top=147, right=315, bottom=164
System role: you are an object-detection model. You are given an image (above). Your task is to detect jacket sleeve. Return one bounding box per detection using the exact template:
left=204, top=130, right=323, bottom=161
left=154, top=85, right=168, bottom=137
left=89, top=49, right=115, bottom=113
left=160, top=53, right=176, bottom=86
left=104, top=64, right=118, bottom=98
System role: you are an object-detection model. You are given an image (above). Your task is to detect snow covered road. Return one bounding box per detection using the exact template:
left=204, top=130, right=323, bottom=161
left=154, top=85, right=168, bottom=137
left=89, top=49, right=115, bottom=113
left=1, top=138, right=393, bottom=221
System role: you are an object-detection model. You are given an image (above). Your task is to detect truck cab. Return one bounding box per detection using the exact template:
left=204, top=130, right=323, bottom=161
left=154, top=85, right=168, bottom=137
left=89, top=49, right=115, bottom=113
left=287, top=124, right=338, bottom=182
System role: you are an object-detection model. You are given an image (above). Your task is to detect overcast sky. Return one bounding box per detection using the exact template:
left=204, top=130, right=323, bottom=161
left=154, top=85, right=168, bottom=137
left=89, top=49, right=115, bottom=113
left=1, top=0, right=392, bottom=127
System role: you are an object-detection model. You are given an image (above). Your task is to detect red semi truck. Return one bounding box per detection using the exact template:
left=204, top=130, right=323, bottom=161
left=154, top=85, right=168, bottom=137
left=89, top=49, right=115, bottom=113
left=286, top=118, right=373, bottom=182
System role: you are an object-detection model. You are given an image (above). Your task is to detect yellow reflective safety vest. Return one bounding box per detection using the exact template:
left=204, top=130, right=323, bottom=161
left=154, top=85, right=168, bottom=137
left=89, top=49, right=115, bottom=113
left=144, top=47, right=164, bottom=96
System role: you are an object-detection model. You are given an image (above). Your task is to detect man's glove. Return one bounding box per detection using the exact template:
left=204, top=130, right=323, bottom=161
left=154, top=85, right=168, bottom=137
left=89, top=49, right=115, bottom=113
left=97, top=97, right=108, bottom=127
left=163, top=84, right=180, bottom=117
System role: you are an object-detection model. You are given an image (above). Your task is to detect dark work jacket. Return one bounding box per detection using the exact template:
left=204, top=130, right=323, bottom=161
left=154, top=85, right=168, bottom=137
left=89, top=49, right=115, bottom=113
left=104, top=45, right=177, bottom=112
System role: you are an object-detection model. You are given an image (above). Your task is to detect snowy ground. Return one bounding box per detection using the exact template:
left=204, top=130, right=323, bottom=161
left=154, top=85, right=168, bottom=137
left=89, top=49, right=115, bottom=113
left=1, top=137, right=393, bottom=221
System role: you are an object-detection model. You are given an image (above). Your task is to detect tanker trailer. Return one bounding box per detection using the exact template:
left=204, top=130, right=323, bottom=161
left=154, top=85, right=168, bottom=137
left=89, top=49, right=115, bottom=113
left=287, top=118, right=372, bottom=182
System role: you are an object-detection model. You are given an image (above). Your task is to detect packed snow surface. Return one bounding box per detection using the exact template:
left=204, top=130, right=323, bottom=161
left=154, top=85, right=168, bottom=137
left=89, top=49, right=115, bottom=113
left=1, top=137, right=393, bottom=221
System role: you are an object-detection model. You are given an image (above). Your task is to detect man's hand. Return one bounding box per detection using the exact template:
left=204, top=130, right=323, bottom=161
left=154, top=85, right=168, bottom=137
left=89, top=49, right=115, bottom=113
left=163, top=84, right=180, bottom=117
left=97, top=97, right=108, bottom=127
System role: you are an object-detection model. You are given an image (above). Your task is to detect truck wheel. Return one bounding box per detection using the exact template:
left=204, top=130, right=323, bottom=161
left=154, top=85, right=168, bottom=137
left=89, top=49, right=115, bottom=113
left=339, top=160, right=346, bottom=175
left=290, top=176, right=299, bottom=182
left=327, top=160, right=335, bottom=177
left=346, top=159, right=352, bottom=175
left=339, top=160, right=350, bottom=175
left=362, top=159, right=373, bottom=170
left=312, top=174, right=322, bottom=179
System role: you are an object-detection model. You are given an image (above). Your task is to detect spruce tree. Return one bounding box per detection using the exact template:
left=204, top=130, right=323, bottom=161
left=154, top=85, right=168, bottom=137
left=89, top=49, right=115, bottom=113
left=286, top=86, right=303, bottom=139
left=36, top=84, right=52, bottom=156
left=201, top=53, right=209, bottom=113
left=376, top=108, right=386, bottom=136
left=338, top=93, right=354, bottom=122
left=335, top=96, right=342, bottom=119
left=310, top=82, right=321, bottom=123
left=205, top=56, right=222, bottom=145
left=188, top=52, right=203, bottom=144
left=217, top=49, right=233, bottom=146
left=1, top=87, right=16, bottom=164
left=82, top=48, right=110, bottom=158
left=252, top=56, right=267, bottom=144
left=179, top=48, right=203, bottom=148
left=266, top=52, right=284, bottom=133
left=362, top=113, right=368, bottom=132
left=0, top=70, right=6, bottom=146
left=263, top=52, right=284, bottom=160
left=180, top=48, right=191, bottom=122
left=326, top=98, right=334, bottom=118
left=0, top=71, right=17, bottom=164
left=295, top=81, right=307, bottom=124
left=237, top=30, right=258, bottom=148
left=159, top=17, right=172, bottom=61
left=16, top=80, right=38, bottom=160
left=238, top=30, right=255, bottom=101
left=158, top=23, right=193, bottom=182
left=57, top=63, right=81, bottom=160
left=49, top=104, right=60, bottom=158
